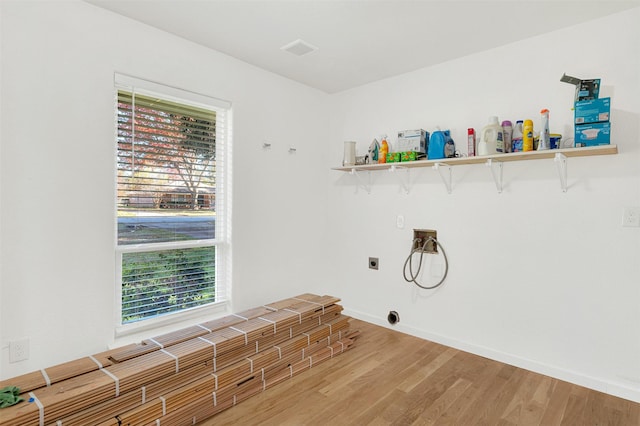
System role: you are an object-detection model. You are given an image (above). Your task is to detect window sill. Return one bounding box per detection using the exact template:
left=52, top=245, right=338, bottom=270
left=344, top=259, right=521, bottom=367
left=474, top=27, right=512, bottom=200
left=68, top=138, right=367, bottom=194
left=112, top=300, right=229, bottom=347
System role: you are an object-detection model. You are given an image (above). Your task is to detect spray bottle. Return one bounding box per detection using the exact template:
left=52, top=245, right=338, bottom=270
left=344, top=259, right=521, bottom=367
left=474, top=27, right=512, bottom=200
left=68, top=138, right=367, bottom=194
left=538, top=109, right=550, bottom=150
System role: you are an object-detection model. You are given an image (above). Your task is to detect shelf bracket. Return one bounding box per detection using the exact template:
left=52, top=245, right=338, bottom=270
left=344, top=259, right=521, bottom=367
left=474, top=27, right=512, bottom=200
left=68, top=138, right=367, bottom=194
left=432, top=163, right=452, bottom=194
left=554, top=153, right=568, bottom=192
left=350, top=168, right=372, bottom=194
left=389, top=165, right=410, bottom=194
left=485, top=159, right=504, bottom=193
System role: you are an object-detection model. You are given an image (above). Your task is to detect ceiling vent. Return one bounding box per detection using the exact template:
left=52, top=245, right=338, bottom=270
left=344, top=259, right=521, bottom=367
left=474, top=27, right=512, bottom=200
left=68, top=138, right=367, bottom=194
left=281, top=39, right=318, bottom=57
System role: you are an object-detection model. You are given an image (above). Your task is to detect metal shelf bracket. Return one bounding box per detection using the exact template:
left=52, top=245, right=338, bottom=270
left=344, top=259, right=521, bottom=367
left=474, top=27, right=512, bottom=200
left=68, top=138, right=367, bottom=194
left=350, top=168, right=372, bottom=194
left=485, top=159, right=504, bottom=193
left=432, top=163, right=452, bottom=194
left=389, top=165, right=410, bottom=194
left=554, top=153, right=568, bottom=192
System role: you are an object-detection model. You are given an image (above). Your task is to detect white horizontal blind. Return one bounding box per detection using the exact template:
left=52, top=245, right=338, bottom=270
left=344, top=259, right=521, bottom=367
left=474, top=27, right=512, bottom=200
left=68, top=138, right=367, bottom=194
left=117, top=90, right=217, bottom=244
left=115, top=76, right=228, bottom=325
left=121, top=246, right=216, bottom=323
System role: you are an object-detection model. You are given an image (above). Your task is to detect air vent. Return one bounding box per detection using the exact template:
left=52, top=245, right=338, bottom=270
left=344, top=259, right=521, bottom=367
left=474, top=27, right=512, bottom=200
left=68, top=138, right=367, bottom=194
left=281, top=39, right=318, bottom=57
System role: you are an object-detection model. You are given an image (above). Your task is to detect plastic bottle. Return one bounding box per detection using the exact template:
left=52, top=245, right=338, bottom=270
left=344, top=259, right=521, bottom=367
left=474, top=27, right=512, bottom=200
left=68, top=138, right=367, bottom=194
left=467, top=128, right=476, bottom=156
left=523, top=119, right=534, bottom=152
left=538, top=109, right=550, bottom=150
left=378, top=135, right=389, bottom=163
left=511, top=120, right=523, bottom=152
left=500, top=121, right=512, bottom=153
left=478, top=116, right=504, bottom=156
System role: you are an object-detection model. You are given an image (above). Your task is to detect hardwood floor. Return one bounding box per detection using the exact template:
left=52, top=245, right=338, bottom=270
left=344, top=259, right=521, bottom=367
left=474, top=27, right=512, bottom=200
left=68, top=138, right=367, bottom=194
left=199, top=319, right=640, bottom=425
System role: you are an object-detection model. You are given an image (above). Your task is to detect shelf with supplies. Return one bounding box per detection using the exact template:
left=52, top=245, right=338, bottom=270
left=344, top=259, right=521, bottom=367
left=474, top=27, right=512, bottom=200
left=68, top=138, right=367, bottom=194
left=332, top=144, right=618, bottom=194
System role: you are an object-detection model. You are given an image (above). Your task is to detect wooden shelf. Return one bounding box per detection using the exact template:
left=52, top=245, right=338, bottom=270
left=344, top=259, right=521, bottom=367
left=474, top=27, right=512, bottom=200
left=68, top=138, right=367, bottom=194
left=333, top=145, right=618, bottom=193
left=332, top=145, right=618, bottom=172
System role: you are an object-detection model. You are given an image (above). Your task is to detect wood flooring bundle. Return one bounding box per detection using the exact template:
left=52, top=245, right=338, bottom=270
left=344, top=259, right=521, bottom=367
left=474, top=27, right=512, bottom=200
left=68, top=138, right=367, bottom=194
left=141, top=334, right=359, bottom=426
left=0, top=346, right=131, bottom=395
left=117, top=326, right=356, bottom=426
left=0, top=294, right=355, bottom=426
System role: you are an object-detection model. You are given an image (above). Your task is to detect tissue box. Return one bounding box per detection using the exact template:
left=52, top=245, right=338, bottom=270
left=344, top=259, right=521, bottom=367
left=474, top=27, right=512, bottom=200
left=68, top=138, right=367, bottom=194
left=396, top=129, right=428, bottom=154
left=575, top=97, right=610, bottom=124
left=574, top=122, right=611, bottom=147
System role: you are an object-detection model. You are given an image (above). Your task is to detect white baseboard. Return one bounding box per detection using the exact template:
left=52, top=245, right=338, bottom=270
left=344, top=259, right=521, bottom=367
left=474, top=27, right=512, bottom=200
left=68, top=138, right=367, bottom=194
left=343, top=308, right=640, bottom=404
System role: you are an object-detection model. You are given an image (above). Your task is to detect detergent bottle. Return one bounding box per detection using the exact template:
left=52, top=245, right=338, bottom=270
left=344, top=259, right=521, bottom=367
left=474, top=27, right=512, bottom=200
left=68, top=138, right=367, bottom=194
left=378, top=135, right=389, bottom=163
left=428, top=128, right=455, bottom=160
left=478, top=116, right=504, bottom=156
left=511, top=120, right=523, bottom=152
left=500, top=120, right=512, bottom=153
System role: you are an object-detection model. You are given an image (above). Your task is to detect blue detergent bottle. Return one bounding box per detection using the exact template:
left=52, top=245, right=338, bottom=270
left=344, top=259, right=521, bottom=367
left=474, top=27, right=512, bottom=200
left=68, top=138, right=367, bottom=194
left=428, top=129, right=455, bottom=160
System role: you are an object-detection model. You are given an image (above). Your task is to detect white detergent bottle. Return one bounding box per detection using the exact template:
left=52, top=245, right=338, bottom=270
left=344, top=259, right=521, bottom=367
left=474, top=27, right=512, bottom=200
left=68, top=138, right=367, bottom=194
left=478, top=116, right=504, bottom=156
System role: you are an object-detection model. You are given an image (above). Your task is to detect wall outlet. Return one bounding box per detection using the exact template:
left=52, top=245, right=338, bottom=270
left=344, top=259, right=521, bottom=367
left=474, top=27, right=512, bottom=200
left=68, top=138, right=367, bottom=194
left=623, top=207, right=640, bottom=227
left=9, top=338, right=29, bottom=362
left=413, top=229, right=437, bottom=253
left=369, top=257, right=379, bottom=270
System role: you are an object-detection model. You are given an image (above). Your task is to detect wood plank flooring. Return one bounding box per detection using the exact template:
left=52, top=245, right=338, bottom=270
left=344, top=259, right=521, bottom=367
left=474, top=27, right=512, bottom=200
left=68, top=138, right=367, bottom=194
left=199, top=319, right=640, bottom=426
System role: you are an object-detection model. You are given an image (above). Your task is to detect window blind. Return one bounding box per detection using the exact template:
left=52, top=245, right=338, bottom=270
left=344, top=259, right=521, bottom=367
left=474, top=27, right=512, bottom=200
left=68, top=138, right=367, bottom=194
left=121, top=247, right=216, bottom=323
left=117, top=90, right=218, bottom=245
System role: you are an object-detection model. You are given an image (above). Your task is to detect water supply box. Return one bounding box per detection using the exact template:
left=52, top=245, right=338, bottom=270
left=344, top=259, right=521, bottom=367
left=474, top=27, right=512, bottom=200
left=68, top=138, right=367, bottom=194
left=575, top=97, right=610, bottom=124
left=396, top=129, right=428, bottom=154
left=574, top=122, right=611, bottom=147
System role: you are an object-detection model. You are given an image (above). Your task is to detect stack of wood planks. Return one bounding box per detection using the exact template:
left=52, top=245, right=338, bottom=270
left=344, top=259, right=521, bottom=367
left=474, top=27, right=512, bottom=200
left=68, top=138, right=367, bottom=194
left=0, top=294, right=358, bottom=426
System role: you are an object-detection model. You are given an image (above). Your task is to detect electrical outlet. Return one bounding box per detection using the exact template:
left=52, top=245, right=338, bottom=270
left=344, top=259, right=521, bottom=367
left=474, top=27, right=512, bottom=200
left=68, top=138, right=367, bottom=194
left=369, top=257, right=379, bottom=270
left=623, top=207, right=640, bottom=227
left=9, top=338, right=29, bottom=362
left=413, top=229, right=437, bottom=253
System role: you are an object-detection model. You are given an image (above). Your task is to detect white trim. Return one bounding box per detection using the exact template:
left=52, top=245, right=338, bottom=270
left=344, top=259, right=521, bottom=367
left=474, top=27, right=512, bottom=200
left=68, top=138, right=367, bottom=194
left=343, top=308, right=640, bottom=404
left=114, top=72, right=231, bottom=111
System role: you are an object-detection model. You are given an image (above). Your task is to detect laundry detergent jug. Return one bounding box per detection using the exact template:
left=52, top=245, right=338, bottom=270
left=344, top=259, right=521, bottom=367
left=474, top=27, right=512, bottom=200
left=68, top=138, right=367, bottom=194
left=428, top=129, right=455, bottom=160
left=478, top=116, right=504, bottom=156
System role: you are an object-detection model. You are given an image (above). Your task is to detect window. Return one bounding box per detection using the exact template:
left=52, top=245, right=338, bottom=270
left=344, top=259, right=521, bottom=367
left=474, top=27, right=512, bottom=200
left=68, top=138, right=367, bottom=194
left=115, top=74, right=230, bottom=331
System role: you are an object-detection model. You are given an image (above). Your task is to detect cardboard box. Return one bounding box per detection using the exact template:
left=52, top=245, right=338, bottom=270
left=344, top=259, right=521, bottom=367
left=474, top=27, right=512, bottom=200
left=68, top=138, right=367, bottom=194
left=396, top=129, right=428, bottom=154
left=574, top=122, right=611, bottom=147
left=575, top=97, right=610, bottom=124
left=386, top=152, right=400, bottom=163
left=560, top=74, right=600, bottom=101
left=400, top=151, right=417, bottom=162
left=576, top=78, right=600, bottom=101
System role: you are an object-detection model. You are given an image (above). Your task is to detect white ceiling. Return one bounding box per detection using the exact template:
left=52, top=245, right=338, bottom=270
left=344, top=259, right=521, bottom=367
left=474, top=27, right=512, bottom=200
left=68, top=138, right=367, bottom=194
left=86, top=0, right=640, bottom=94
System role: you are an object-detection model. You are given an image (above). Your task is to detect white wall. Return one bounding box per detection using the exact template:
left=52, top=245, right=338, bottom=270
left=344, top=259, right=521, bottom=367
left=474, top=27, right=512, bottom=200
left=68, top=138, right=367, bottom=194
left=0, top=0, right=329, bottom=379
left=327, top=9, right=640, bottom=402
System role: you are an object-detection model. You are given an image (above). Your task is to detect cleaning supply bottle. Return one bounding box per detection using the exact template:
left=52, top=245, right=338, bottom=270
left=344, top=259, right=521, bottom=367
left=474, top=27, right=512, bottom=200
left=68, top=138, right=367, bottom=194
left=378, top=135, right=389, bottom=164
left=478, top=116, right=503, bottom=156
left=467, top=128, right=476, bottom=156
left=428, top=128, right=445, bottom=159
left=500, top=121, right=512, bottom=153
left=538, top=109, right=550, bottom=150
left=511, top=120, right=523, bottom=152
left=523, top=119, right=534, bottom=152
